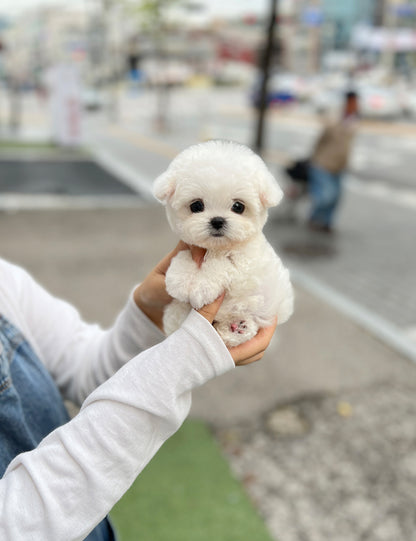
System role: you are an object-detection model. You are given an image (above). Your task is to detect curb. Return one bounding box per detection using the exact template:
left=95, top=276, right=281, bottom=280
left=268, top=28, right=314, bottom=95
left=89, top=146, right=155, bottom=202
left=290, top=264, right=416, bottom=364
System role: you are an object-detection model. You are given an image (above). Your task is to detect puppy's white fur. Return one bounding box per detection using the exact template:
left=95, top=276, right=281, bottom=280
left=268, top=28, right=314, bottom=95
left=154, top=140, right=294, bottom=346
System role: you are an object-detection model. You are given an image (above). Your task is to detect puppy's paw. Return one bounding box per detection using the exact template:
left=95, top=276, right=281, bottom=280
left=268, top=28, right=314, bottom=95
left=165, top=251, right=198, bottom=302
left=215, top=318, right=258, bottom=347
left=189, top=281, right=224, bottom=310
left=188, top=265, right=232, bottom=309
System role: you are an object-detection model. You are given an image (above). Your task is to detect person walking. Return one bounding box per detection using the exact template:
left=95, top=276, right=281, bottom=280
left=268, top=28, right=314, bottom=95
left=308, top=90, right=359, bottom=232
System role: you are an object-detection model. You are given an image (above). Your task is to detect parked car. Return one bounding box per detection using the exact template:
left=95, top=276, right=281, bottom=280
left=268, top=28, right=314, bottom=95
left=358, top=85, right=402, bottom=119
left=142, top=59, right=193, bottom=87
left=402, top=88, right=416, bottom=119
left=211, top=61, right=254, bottom=86
left=311, top=84, right=402, bottom=120
left=310, top=88, right=344, bottom=115
left=250, top=72, right=308, bottom=107
left=81, top=88, right=107, bottom=111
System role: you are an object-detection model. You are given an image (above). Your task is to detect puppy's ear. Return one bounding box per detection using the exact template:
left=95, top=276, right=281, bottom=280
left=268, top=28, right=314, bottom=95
left=259, top=171, right=284, bottom=208
left=153, top=171, right=176, bottom=203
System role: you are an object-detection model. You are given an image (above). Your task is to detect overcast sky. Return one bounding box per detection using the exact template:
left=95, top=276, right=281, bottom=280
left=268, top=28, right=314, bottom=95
left=0, top=0, right=269, bottom=18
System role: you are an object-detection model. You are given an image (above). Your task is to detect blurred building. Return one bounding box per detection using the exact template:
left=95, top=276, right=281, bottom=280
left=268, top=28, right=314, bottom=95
left=1, top=6, right=88, bottom=90
left=288, top=0, right=416, bottom=77
left=351, top=0, right=416, bottom=77
left=1, top=0, right=415, bottom=95
left=320, top=0, right=376, bottom=49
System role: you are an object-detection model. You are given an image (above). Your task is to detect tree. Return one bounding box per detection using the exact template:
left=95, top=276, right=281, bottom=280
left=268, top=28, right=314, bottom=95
left=125, top=0, right=185, bottom=131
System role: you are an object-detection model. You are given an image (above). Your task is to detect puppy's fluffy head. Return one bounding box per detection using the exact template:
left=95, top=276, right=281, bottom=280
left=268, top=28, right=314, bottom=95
left=153, top=140, right=283, bottom=249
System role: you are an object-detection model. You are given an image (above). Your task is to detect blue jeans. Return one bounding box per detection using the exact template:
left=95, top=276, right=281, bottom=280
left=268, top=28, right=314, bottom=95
left=308, top=164, right=343, bottom=227
left=0, top=315, right=115, bottom=540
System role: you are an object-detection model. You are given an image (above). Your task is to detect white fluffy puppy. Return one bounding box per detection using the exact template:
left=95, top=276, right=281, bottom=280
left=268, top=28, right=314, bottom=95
left=153, top=140, right=294, bottom=347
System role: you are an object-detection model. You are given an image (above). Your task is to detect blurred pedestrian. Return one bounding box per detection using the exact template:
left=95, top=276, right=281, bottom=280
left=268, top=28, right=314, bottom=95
left=126, top=37, right=143, bottom=94
left=43, top=61, right=83, bottom=147
left=0, top=242, right=276, bottom=540
left=308, top=90, right=359, bottom=232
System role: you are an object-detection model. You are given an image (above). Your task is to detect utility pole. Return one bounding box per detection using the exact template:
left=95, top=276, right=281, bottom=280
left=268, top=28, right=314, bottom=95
left=253, top=0, right=278, bottom=154
left=381, top=0, right=398, bottom=83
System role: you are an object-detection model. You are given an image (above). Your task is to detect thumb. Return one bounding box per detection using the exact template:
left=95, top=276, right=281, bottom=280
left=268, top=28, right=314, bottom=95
left=190, top=245, right=206, bottom=268
left=156, top=241, right=188, bottom=275
left=196, top=293, right=225, bottom=325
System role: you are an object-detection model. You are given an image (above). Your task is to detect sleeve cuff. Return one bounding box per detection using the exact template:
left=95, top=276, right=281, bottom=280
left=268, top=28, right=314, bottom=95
left=112, top=290, right=165, bottom=356
left=181, top=309, right=235, bottom=377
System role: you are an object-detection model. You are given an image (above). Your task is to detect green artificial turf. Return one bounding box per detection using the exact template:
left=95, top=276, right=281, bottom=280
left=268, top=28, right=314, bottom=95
left=0, top=139, right=90, bottom=155
left=0, top=140, right=56, bottom=150
left=110, top=419, right=273, bottom=541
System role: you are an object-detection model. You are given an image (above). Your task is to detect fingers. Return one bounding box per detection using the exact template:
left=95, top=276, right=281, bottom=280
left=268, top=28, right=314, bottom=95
left=133, top=242, right=189, bottom=330
left=196, top=293, right=225, bottom=325
left=157, top=242, right=206, bottom=274
left=235, top=354, right=264, bottom=366
left=190, top=245, right=206, bottom=267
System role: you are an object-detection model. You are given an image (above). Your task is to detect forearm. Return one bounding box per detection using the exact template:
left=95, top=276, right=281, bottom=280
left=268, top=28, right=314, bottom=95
left=1, top=259, right=167, bottom=405
left=0, top=311, right=234, bottom=541
left=57, top=291, right=165, bottom=405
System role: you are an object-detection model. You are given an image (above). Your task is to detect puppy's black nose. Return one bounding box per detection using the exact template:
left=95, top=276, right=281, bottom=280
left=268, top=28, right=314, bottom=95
left=210, top=217, right=226, bottom=230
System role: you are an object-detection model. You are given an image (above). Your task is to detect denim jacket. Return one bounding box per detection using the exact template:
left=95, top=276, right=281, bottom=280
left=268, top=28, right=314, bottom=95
left=0, top=315, right=115, bottom=541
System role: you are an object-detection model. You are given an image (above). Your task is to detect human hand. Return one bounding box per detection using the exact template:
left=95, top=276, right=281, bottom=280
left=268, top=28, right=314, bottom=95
left=134, top=242, right=207, bottom=331
left=135, top=243, right=276, bottom=365
left=134, top=241, right=189, bottom=331
left=228, top=318, right=277, bottom=366
left=197, top=295, right=278, bottom=367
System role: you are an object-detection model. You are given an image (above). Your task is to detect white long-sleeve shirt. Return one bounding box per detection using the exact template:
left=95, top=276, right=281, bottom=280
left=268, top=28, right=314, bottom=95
left=0, top=258, right=234, bottom=540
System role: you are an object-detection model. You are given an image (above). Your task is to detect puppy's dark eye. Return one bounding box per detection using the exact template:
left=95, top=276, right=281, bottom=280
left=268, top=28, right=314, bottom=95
left=190, top=199, right=204, bottom=213
left=231, top=201, right=245, bottom=214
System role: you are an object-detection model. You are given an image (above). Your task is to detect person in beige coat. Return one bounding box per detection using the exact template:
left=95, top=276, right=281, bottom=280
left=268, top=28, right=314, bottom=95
left=308, top=91, right=358, bottom=232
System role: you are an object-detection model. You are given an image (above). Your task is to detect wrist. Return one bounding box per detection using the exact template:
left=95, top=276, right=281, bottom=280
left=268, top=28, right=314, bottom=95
left=133, top=284, right=165, bottom=332
left=133, top=284, right=163, bottom=332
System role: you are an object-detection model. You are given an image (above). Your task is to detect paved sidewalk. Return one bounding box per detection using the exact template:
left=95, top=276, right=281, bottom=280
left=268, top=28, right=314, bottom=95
left=2, top=206, right=416, bottom=541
